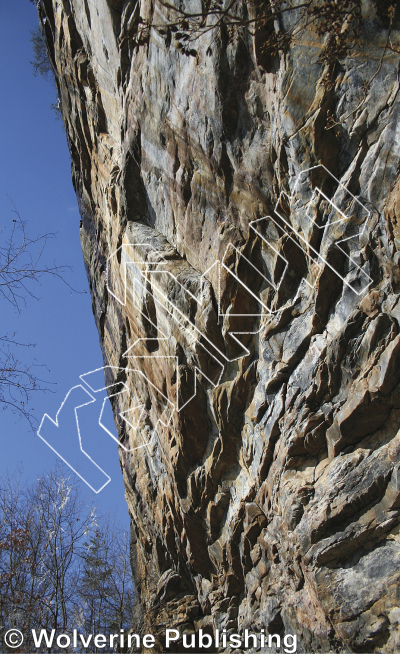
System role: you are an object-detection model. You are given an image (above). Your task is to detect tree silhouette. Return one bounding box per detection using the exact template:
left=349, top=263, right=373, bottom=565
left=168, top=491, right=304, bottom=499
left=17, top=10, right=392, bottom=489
left=0, top=465, right=133, bottom=652
left=0, top=202, right=73, bottom=428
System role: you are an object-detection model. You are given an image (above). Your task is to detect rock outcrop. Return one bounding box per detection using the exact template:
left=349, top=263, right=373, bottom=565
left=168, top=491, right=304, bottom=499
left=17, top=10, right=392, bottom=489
left=38, top=0, right=400, bottom=651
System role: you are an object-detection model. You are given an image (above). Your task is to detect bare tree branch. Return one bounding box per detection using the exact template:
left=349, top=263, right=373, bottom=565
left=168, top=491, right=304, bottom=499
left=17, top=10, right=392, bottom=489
left=1, top=201, right=86, bottom=429
left=0, top=465, right=134, bottom=650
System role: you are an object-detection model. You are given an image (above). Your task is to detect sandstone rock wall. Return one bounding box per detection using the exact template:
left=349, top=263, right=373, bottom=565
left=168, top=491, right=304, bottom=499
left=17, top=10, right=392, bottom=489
left=38, top=0, right=400, bottom=650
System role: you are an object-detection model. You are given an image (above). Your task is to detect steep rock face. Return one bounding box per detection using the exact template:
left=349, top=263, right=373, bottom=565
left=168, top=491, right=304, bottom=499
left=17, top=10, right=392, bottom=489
left=39, top=0, right=400, bottom=651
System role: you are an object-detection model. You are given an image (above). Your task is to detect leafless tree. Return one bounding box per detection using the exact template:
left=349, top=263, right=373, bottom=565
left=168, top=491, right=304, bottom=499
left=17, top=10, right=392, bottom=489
left=76, top=518, right=134, bottom=650
left=26, top=467, right=97, bottom=636
left=0, top=465, right=134, bottom=652
left=0, top=470, right=30, bottom=639
left=123, top=0, right=364, bottom=65
left=29, top=24, right=62, bottom=120
left=0, top=203, right=66, bottom=312
left=0, top=201, right=83, bottom=429
left=0, top=469, right=52, bottom=644
left=0, top=465, right=94, bottom=650
left=114, top=0, right=397, bottom=107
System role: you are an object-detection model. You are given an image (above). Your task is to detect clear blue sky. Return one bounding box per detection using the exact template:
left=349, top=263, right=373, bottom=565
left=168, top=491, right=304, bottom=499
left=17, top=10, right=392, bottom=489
left=0, top=0, right=129, bottom=527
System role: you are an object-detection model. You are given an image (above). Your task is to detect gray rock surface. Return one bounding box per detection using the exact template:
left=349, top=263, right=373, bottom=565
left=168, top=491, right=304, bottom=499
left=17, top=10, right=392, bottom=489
left=38, top=0, right=400, bottom=650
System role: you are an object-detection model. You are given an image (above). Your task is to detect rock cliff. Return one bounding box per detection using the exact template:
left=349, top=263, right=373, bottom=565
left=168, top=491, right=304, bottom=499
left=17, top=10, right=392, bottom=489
left=37, top=0, right=400, bottom=651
